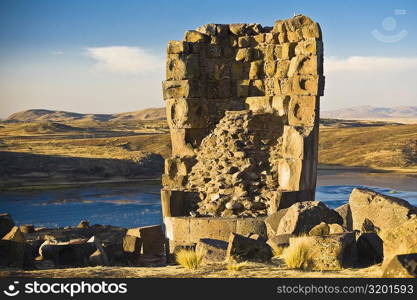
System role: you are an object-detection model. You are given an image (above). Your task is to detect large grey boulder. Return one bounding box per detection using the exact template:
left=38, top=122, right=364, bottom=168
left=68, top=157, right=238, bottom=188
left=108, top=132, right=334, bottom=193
left=226, top=233, right=272, bottom=262
left=276, top=201, right=342, bottom=235
left=335, top=203, right=353, bottom=231
left=196, top=238, right=228, bottom=262
left=349, top=188, right=417, bottom=232
left=382, top=253, right=417, bottom=278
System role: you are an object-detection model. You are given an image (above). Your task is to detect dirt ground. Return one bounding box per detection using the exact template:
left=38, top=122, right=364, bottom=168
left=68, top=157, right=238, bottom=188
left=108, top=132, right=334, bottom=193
left=0, top=260, right=382, bottom=278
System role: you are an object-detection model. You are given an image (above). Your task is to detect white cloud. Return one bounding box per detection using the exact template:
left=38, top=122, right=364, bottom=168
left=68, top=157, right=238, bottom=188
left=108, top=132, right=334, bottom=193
left=325, top=56, right=417, bottom=72
left=322, top=56, right=417, bottom=110
left=85, top=46, right=163, bottom=74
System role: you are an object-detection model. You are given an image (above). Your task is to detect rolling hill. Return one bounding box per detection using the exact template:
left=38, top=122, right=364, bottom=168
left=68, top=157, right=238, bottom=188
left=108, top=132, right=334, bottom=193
left=6, top=108, right=166, bottom=123
left=321, top=105, right=417, bottom=122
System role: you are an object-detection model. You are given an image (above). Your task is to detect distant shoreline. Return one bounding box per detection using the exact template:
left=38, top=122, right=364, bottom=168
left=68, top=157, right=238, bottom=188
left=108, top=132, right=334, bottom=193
left=1, top=165, right=416, bottom=192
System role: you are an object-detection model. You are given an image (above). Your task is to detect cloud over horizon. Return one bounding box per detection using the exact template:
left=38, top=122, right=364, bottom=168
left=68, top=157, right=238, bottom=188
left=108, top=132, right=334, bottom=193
left=85, top=46, right=164, bottom=74
left=322, top=56, right=417, bottom=110
left=325, top=56, right=417, bottom=72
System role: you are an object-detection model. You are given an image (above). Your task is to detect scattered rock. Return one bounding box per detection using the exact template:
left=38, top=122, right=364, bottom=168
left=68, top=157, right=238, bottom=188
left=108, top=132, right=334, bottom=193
left=264, top=209, right=289, bottom=238
left=356, top=232, right=383, bottom=266
left=349, top=188, right=417, bottom=232
left=196, top=238, right=228, bottom=262
left=77, top=220, right=90, bottom=228
left=308, top=222, right=330, bottom=236
left=20, top=224, right=35, bottom=234
left=276, top=201, right=342, bottom=235
left=2, top=226, right=26, bottom=242
left=226, top=232, right=272, bottom=262
left=335, top=203, right=353, bottom=231
left=328, top=223, right=347, bottom=234
left=381, top=215, right=417, bottom=267
left=291, top=232, right=358, bottom=270
left=267, top=234, right=294, bottom=249
left=127, top=225, right=165, bottom=256
left=382, top=253, right=417, bottom=278
left=122, top=235, right=142, bottom=265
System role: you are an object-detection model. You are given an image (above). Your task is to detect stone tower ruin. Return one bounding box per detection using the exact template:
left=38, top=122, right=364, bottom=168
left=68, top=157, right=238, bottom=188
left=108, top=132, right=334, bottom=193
left=161, top=15, right=324, bottom=249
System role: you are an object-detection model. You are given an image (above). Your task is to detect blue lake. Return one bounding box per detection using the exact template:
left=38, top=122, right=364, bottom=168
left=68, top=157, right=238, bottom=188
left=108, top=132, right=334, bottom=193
left=1, top=178, right=416, bottom=228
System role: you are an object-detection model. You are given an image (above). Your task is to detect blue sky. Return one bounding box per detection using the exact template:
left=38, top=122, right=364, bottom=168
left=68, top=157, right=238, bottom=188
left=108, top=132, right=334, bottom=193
left=0, top=0, right=416, bottom=117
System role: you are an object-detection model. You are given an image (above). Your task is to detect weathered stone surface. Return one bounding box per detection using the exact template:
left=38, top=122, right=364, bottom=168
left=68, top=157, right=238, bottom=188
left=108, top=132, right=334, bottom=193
left=308, top=222, right=330, bottom=236
left=122, top=235, right=142, bottom=265
left=236, top=217, right=267, bottom=238
left=349, top=188, right=417, bottom=232
left=39, top=239, right=97, bottom=267
left=2, top=226, right=25, bottom=242
left=264, top=209, right=289, bottom=238
left=126, top=225, right=165, bottom=256
left=196, top=238, right=228, bottom=262
left=328, top=223, right=347, bottom=234
left=382, top=253, right=417, bottom=278
left=77, top=220, right=89, bottom=228
left=267, top=234, right=294, bottom=249
left=20, top=224, right=35, bottom=234
left=291, top=232, right=358, bottom=270
left=0, top=213, right=15, bottom=238
left=162, top=15, right=323, bottom=242
left=335, top=203, right=353, bottom=231
left=381, top=216, right=417, bottom=268
left=276, top=201, right=342, bottom=235
left=161, top=189, right=200, bottom=217
left=356, top=232, right=383, bottom=266
left=226, top=232, right=272, bottom=262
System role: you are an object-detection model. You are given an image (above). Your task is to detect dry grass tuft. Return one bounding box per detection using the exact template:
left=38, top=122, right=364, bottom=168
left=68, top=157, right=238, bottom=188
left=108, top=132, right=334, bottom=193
left=175, top=249, right=205, bottom=270
left=281, top=237, right=314, bottom=270
left=227, top=262, right=249, bottom=272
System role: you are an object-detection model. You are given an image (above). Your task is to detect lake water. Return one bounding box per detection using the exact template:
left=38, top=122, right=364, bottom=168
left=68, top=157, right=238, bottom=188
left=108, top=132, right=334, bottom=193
left=1, top=173, right=416, bottom=228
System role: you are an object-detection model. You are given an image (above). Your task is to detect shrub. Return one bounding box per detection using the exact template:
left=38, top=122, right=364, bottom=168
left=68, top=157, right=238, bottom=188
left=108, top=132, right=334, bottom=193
left=281, top=237, right=314, bottom=270
left=175, top=249, right=205, bottom=270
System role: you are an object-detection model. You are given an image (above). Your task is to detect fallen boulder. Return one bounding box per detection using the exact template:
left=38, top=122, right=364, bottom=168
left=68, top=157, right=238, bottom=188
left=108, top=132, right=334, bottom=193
left=226, top=232, right=272, bottom=262
left=276, top=201, right=342, bottom=235
left=335, top=204, right=353, bottom=231
left=267, top=234, right=294, bottom=250
left=20, top=224, right=35, bottom=234
left=39, top=238, right=98, bottom=267
left=127, top=225, right=165, bottom=256
left=356, top=232, right=383, bottom=266
left=196, top=238, right=228, bottom=262
left=0, top=213, right=15, bottom=238
left=2, top=226, right=25, bottom=242
left=308, top=222, right=330, bottom=236
left=264, top=209, right=289, bottom=238
left=122, top=235, right=142, bottom=265
left=382, top=253, right=417, bottom=278
left=349, top=188, right=417, bottom=232
left=381, top=215, right=417, bottom=267
left=290, top=232, right=358, bottom=270
left=328, top=223, right=347, bottom=234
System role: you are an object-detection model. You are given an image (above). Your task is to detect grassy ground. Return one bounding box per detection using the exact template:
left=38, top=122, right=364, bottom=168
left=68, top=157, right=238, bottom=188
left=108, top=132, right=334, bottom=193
left=0, top=118, right=416, bottom=190
left=0, top=260, right=382, bottom=278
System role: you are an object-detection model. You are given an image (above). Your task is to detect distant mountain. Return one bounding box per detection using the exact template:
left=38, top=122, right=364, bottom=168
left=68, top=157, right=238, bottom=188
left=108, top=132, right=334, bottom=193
left=321, top=106, right=417, bottom=120
left=5, top=108, right=166, bottom=123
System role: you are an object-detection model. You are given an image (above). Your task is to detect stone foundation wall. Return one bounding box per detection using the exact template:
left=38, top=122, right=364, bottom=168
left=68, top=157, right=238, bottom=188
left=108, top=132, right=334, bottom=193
left=161, top=15, right=324, bottom=223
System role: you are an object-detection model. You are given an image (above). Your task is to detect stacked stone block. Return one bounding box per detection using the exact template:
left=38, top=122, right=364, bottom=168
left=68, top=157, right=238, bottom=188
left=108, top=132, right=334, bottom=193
left=161, top=15, right=324, bottom=236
